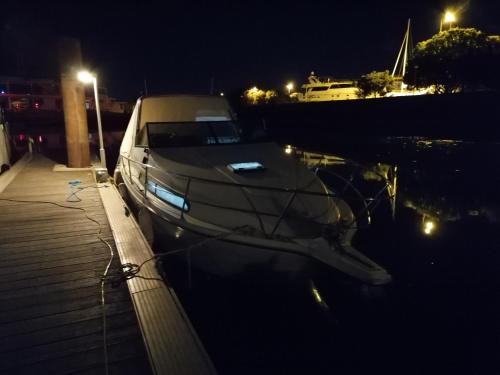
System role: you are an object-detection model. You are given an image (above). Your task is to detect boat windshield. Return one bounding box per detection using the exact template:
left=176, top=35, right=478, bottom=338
left=147, top=121, right=242, bottom=148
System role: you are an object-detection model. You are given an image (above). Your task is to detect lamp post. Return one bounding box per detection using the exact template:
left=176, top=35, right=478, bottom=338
left=286, top=82, right=294, bottom=95
left=440, top=10, right=456, bottom=32
left=77, top=71, right=106, bottom=169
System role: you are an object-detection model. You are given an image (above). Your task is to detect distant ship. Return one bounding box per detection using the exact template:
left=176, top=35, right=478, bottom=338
left=291, top=72, right=358, bottom=102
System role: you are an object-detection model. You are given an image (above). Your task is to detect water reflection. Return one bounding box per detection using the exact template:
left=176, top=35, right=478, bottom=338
left=156, top=137, right=499, bottom=374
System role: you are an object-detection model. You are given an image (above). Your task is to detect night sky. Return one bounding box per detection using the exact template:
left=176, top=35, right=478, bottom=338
left=2, top=0, right=499, bottom=100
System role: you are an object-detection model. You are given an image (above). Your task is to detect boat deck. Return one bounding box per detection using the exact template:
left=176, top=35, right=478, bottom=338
left=0, top=154, right=214, bottom=374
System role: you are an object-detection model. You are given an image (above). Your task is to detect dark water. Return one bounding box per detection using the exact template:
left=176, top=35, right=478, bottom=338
left=34, top=136, right=500, bottom=374
left=158, top=137, right=500, bottom=375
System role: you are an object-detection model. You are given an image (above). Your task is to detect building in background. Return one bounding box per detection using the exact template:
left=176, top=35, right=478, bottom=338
left=0, top=76, right=132, bottom=113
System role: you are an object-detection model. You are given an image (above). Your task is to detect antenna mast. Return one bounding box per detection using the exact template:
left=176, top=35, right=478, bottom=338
left=392, top=19, right=412, bottom=78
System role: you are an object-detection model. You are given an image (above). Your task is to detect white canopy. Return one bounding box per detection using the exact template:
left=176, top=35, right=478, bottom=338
left=139, top=95, right=233, bottom=131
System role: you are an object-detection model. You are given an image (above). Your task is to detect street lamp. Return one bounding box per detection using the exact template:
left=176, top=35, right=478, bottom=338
left=286, top=82, right=294, bottom=95
left=249, top=86, right=259, bottom=104
left=421, top=215, right=437, bottom=236
left=77, top=70, right=106, bottom=169
left=440, top=10, right=457, bottom=32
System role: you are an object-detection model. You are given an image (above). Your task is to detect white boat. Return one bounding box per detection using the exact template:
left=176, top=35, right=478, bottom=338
left=388, top=19, right=432, bottom=96
left=291, top=72, right=358, bottom=102
left=114, top=95, right=391, bottom=285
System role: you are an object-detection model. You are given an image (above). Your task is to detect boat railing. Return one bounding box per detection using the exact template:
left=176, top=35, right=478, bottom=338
left=297, top=149, right=397, bottom=226
left=118, top=152, right=382, bottom=238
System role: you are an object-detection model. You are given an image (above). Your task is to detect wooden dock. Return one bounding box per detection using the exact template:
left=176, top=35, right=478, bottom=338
left=0, top=154, right=214, bottom=374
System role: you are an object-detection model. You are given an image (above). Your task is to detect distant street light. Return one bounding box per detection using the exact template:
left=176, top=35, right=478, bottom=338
left=249, top=86, right=259, bottom=104
left=422, top=216, right=437, bottom=236
left=440, top=10, right=457, bottom=32
left=77, top=70, right=106, bottom=169
left=286, top=82, right=294, bottom=95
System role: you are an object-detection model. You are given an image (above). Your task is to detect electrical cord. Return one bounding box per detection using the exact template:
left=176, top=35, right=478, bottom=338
left=66, top=184, right=110, bottom=202
left=104, top=225, right=254, bottom=287
left=0, top=185, right=113, bottom=375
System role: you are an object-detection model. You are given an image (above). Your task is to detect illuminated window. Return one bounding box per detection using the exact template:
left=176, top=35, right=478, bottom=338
left=147, top=181, right=189, bottom=211
left=227, top=162, right=264, bottom=172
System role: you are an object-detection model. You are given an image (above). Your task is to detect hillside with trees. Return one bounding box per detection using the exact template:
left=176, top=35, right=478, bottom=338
left=405, top=28, right=500, bottom=93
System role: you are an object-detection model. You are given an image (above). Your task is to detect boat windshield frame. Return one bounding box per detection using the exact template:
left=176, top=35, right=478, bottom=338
left=146, top=120, right=242, bottom=148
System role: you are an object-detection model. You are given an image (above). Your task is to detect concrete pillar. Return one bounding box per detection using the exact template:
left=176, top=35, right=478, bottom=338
left=59, top=38, right=90, bottom=168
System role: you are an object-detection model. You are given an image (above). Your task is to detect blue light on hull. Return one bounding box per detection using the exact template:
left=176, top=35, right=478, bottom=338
left=147, top=181, right=189, bottom=211
left=227, top=162, right=264, bottom=173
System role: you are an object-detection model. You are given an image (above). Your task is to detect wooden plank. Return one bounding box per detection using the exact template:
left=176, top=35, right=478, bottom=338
left=0, top=234, right=114, bottom=253
left=0, top=155, right=152, bottom=374
left=99, top=181, right=217, bottom=374
left=8, top=335, right=150, bottom=375
left=0, top=325, right=143, bottom=371
left=0, top=243, right=111, bottom=264
left=0, top=231, right=114, bottom=250
left=0, top=276, right=101, bottom=300
left=0, top=309, right=138, bottom=352
left=0, top=286, right=124, bottom=316
left=0, top=262, right=109, bottom=291
left=0, top=227, right=112, bottom=245
left=0, top=216, right=107, bottom=233
left=1, top=293, right=134, bottom=337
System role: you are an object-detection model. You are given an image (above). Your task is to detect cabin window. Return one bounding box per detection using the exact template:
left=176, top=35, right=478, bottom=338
left=146, top=121, right=241, bottom=148
left=330, top=83, right=355, bottom=89
left=310, top=87, right=329, bottom=92
left=136, top=126, right=149, bottom=147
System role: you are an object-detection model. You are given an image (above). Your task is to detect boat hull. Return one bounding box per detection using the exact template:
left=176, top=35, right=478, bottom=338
left=151, top=214, right=312, bottom=280
left=118, top=162, right=391, bottom=285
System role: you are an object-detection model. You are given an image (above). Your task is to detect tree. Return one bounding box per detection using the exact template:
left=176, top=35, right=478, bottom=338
left=264, top=90, right=277, bottom=103
left=244, top=87, right=265, bottom=105
left=405, top=28, right=500, bottom=93
left=357, top=70, right=394, bottom=98
left=243, top=87, right=278, bottom=105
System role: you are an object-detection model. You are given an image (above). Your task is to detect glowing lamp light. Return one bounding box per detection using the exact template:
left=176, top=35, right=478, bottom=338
left=77, top=69, right=106, bottom=168
left=443, top=10, right=456, bottom=24
left=286, top=82, right=294, bottom=94
left=220, top=92, right=224, bottom=96
left=174, top=227, right=183, bottom=239
left=284, top=145, right=293, bottom=154
left=423, top=220, right=436, bottom=235
left=311, top=286, right=323, bottom=304
left=77, top=71, right=94, bottom=84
